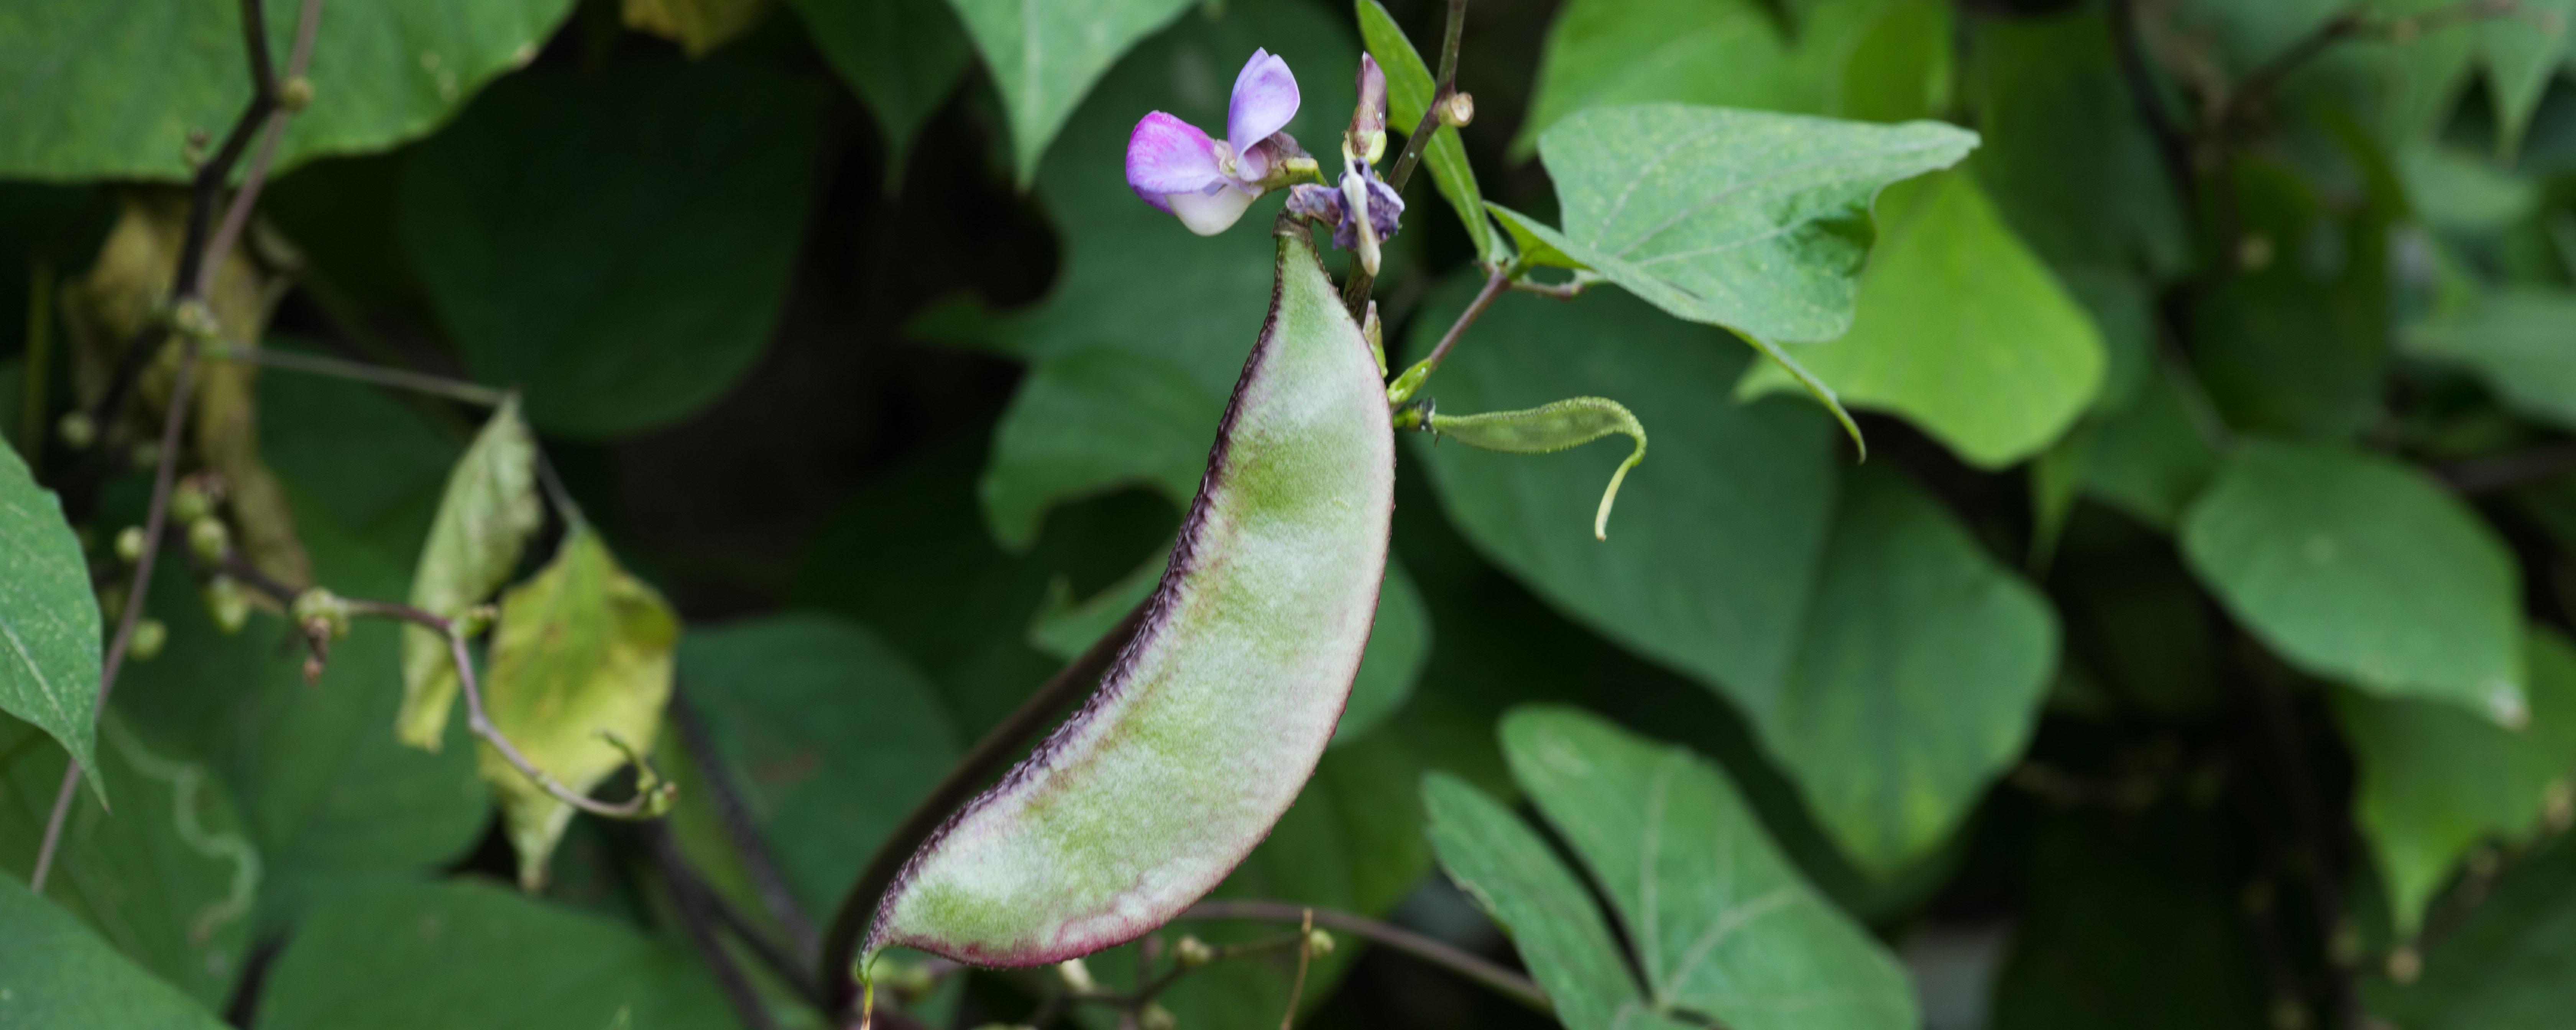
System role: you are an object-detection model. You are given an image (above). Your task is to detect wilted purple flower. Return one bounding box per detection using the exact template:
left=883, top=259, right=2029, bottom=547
left=1348, top=54, right=1388, bottom=164
left=1285, top=162, right=1404, bottom=274
left=1126, top=49, right=1304, bottom=236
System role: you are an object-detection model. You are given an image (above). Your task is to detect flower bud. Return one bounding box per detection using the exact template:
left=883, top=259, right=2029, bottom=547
left=1173, top=934, right=1216, bottom=968
left=1348, top=54, right=1388, bottom=165
left=1303, top=928, right=1335, bottom=957
left=1139, top=1004, right=1176, bottom=1030
left=171, top=478, right=214, bottom=524
left=1056, top=957, right=1097, bottom=994
left=115, top=526, right=146, bottom=564
left=292, top=587, right=351, bottom=639
left=128, top=441, right=161, bottom=471
left=129, top=618, right=168, bottom=661
left=278, top=76, right=315, bottom=112
left=1442, top=92, right=1476, bottom=128
left=1362, top=300, right=1386, bottom=377
left=205, top=575, right=251, bottom=634
left=189, top=517, right=231, bottom=564
left=57, top=411, right=96, bottom=450
left=172, top=299, right=221, bottom=341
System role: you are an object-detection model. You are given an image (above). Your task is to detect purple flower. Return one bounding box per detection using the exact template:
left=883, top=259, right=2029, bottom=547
left=1127, top=49, right=1304, bottom=236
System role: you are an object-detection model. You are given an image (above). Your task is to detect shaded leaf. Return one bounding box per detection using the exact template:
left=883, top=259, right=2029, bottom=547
left=0, top=0, right=577, bottom=181
left=1, top=715, right=256, bottom=1009
left=0, top=437, right=100, bottom=787
left=623, top=0, right=771, bottom=55
left=2403, top=286, right=2576, bottom=430
left=1501, top=707, right=1916, bottom=1030
left=1992, top=810, right=2270, bottom=1030
left=2362, top=835, right=2576, bottom=1028
left=252, top=880, right=735, bottom=1029
left=400, top=58, right=829, bottom=437
left=398, top=398, right=542, bottom=750
left=2182, top=440, right=2525, bottom=721
left=480, top=530, right=680, bottom=888
left=0, top=874, right=229, bottom=1030
left=1357, top=0, right=1497, bottom=261
left=944, top=0, right=1200, bottom=185
left=2481, top=0, right=2576, bottom=157
left=1737, top=171, right=2105, bottom=468
left=2336, top=627, right=2576, bottom=935
left=790, top=0, right=971, bottom=172
left=2080, top=361, right=2223, bottom=530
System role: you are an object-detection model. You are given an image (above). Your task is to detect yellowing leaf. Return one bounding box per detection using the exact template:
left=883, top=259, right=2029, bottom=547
left=398, top=399, right=543, bottom=750
left=622, top=0, right=773, bottom=55
left=479, top=531, right=679, bottom=888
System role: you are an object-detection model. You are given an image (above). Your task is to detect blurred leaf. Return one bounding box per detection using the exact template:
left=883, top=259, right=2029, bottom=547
left=1738, top=171, right=2104, bottom=468
left=1, top=716, right=256, bottom=1009
left=1509, top=104, right=1978, bottom=346
left=2080, top=361, right=2222, bottom=531
left=0, top=438, right=100, bottom=788
left=1992, top=810, right=2269, bottom=1030
left=2181, top=440, right=2525, bottom=721
left=2481, top=0, right=2576, bottom=157
left=2403, top=286, right=2576, bottom=430
left=1357, top=0, right=1497, bottom=262
left=2364, top=834, right=2576, bottom=1028
left=1499, top=707, right=1917, bottom=1030
left=944, top=0, right=1200, bottom=185
left=789, top=0, right=971, bottom=172
left=253, top=880, right=736, bottom=1029
left=481, top=530, right=679, bottom=888
left=1514, top=0, right=1953, bottom=156
left=1031, top=553, right=1430, bottom=744
left=0, top=875, right=230, bottom=1030
left=398, top=399, right=542, bottom=751
left=2191, top=161, right=2388, bottom=442
left=1761, top=466, right=2057, bottom=871
left=623, top=0, right=772, bottom=55
left=672, top=613, right=958, bottom=915
left=954, top=0, right=1358, bottom=543
left=0, top=0, right=577, bottom=181
left=2336, top=627, right=2576, bottom=936
left=1422, top=771, right=1671, bottom=1030
left=2399, top=144, right=2540, bottom=231
left=400, top=58, right=828, bottom=438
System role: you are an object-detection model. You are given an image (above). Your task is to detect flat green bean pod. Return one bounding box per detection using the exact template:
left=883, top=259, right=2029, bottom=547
left=1431, top=398, right=1646, bottom=540
left=863, top=226, right=1395, bottom=970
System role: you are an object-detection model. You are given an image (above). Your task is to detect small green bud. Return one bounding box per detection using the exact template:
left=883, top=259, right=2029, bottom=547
left=1442, top=92, right=1476, bottom=128
left=1055, top=957, right=1097, bottom=994
left=278, top=76, right=315, bottom=111
left=114, top=526, right=147, bottom=564
left=1173, top=934, right=1215, bottom=968
left=98, top=585, right=126, bottom=625
left=1361, top=300, right=1386, bottom=378
left=292, top=587, right=351, bottom=638
left=58, top=411, right=97, bottom=450
left=129, top=618, right=168, bottom=661
left=205, top=576, right=252, bottom=634
left=128, top=441, right=161, bottom=471
left=453, top=603, right=499, bottom=639
left=1139, top=1004, right=1176, bottom=1030
left=171, top=299, right=221, bottom=341
left=189, top=517, right=231, bottom=564
left=1303, top=928, right=1335, bottom=957
left=171, top=479, right=214, bottom=524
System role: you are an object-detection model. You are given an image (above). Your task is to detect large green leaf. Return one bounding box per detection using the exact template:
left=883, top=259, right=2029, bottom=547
left=2480, top=0, right=2576, bottom=157
left=1759, top=466, right=2057, bottom=871
left=2180, top=440, right=2525, bottom=721
left=1500, top=707, right=1916, bottom=1030
left=1738, top=171, right=2105, bottom=468
left=1422, top=772, right=1667, bottom=1030
left=944, top=0, right=1199, bottom=185
left=1356, top=0, right=1497, bottom=262
left=671, top=614, right=959, bottom=916
left=399, top=57, right=828, bottom=438
left=398, top=399, right=542, bottom=750
left=0, top=0, right=577, bottom=181
left=2336, top=628, right=2576, bottom=936
left=789, top=0, right=971, bottom=172
left=1505, top=104, right=1977, bottom=347
left=941, top=0, right=1358, bottom=544
left=2363, top=836, right=2576, bottom=1028
left=2403, top=287, right=2576, bottom=430
left=481, top=530, right=680, bottom=889
left=1, top=716, right=256, bottom=1010
left=253, top=880, right=735, bottom=1029
left=0, top=875, right=230, bottom=1030
left=0, top=439, right=101, bottom=789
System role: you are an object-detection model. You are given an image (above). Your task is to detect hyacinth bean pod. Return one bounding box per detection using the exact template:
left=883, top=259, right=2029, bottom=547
left=862, top=223, right=1396, bottom=971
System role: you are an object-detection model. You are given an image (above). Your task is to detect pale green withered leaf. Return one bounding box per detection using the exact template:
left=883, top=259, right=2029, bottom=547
left=2402, top=286, right=2576, bottom=430
left=1, top=716, right=257, bottom=1010
left=0, top=875, right=230, bottom=1030
left=1430, top=398, right=1646, bottom=540
left=2181, top=440, right=2525, bottom=722
left=1357, top=0, right=1498, bottom=261
left=479, top=530, right=680, bottom=889
left=790, top=0, right=972, bottom=174
left=944, top=0, right=1199, bottom=185
left=1501, top=707, right=1917, bottom=1030
left=1737, top=171, right=2105, bottom=468
left=2336, top=627, right=2576, bottom=936
left=400, top=57, right=828, bottom=437
left=0, top=438, right=102, bottom=790
left=397, top=398, right=542, bottom=751
left=0, top=0, right=576, bottom=181
left=253, top=881, right=734, bottom=1029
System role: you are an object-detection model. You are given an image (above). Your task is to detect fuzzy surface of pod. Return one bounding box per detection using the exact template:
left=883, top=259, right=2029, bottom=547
left=864, top=226, right=1395, bottom=970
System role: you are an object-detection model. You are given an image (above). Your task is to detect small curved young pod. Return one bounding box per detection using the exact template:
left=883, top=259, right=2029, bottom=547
left=866, top=225, right=1395, bottom=969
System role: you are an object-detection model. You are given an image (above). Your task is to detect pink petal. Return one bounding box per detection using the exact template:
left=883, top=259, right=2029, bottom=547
left=1128, top=112, right=1224, bottom=212
left=1227, top=49, right=1300, bottom=157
